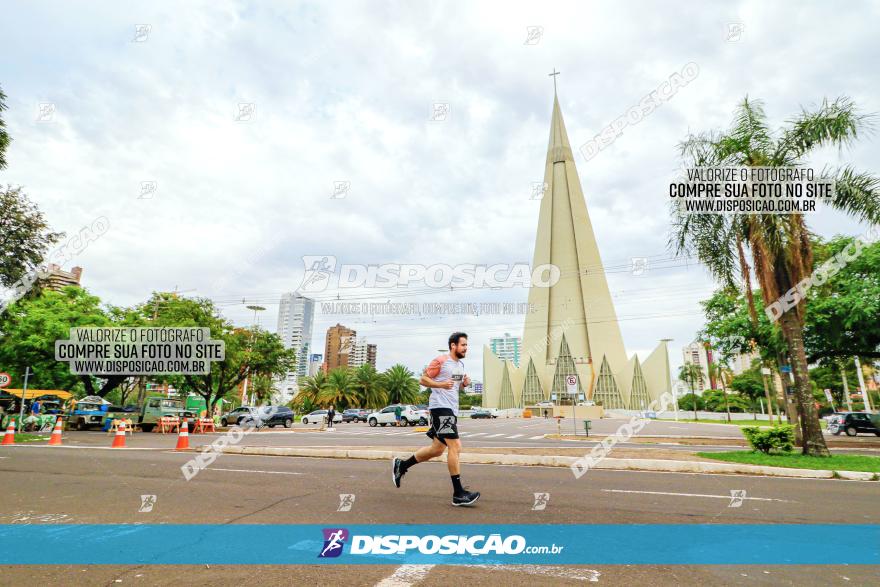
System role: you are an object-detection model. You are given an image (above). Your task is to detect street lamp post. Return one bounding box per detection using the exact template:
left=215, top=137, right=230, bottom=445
left=242, top=305, right=266, bottom=405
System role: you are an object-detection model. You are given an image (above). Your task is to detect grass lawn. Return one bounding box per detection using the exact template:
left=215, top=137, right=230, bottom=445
left=696, top=450, right=880, bottom=473
left=657, top=418, right=790, bottom=427
left=12, top=433, right=45, bottom=442
left=658, top=418, right=828, bottom=430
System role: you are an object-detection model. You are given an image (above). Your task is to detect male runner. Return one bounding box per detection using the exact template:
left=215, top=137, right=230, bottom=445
left=391, top=332, right=480, bottom=506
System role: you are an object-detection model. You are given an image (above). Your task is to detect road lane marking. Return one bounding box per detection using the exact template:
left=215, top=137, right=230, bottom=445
left=507, top=434, right=523, bottom=438
left=529, top=435, right=546, bottom=439
left=484, top=434, right=505, bottom=438
left=467, top=433, right=487, bottom=437
left=602, top=489, right=792, bottom=502
left=207, top=467, right=302, bottom=475
left=375, top=564, right=435, bottom=586
left=471, top=564, right=600, bottom=582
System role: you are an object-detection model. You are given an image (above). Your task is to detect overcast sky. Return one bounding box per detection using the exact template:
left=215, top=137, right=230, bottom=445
left=2, top=0, right=878, bottom=380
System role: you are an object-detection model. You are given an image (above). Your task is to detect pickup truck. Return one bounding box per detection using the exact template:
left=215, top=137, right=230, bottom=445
left=66, top=401, right=127, bottom=431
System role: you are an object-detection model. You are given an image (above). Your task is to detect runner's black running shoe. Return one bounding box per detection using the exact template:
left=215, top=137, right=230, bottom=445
left=452, top=489, right=480, bottom=507
left=392, top=457, right=405, bottom=488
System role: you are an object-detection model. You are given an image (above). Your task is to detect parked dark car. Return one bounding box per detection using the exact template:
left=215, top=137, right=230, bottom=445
left=827, top=412, right=880, bottom=436
left=342, top=408, right=369, bottom=423
left=470, top=409, right=492, bottom=419
left=240, top=406, right=295, bottom=429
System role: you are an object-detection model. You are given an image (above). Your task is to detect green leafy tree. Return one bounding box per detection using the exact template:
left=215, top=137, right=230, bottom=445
left=318, top=367, right=359, bottom=409
left=0, top=286, right=138, bottom=396
left=677, top=363, right=704, bottom=419
left=149, top=295, right=294, bottom=415
left=677, top=393, right=704, bottom=412
left=0, top=85, right=10, bottom=169
left=382, top=364, right=420, bottom=405
left=291, top=371, right=327, bottom=412
left=250, top=373, right=277, bottom=405
left=671, top=96, right=880, bottom=456
left=804, top=235, right=880, bottom=363
left=352, top=363, right=386, bottom=409
left=0, top=185, right=64, bottom=288
left=729, top=364, right=767, bottom=403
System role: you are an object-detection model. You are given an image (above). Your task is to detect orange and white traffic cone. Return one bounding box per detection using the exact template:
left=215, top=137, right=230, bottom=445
left=48, top=417, right=64, bottom=446
left=1, top=421, right=15, bottom=445
left=110, top=420, right=127, bottom=448
left=175, top=419, right=190, bottom=451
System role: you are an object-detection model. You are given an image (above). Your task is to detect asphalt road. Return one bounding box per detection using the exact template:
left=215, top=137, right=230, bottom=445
left=1, top=444, right=878, bottom=585
left=48, top=417, right=880, bottom=455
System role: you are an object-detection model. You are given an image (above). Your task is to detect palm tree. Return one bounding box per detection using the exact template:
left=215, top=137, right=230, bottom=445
left=382, top=364, right=420, bottom=405
left=318, top=368, right=359, bottom=409
left=678, top=363, right=704, bottom=420
left=352, top=364, right=387, bottom=409
left=708, top=362, right=732, bottom=422
left=671, top=96, right=880, bottom=456
left=291, top=371, right=326, bottom=412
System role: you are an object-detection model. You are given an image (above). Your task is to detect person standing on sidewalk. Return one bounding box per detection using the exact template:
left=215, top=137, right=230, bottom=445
left=391, top=332, right=480, bottom=506
left=327, top=405, right=336, bottom=428
left=394, top=404, right=402, bottom=426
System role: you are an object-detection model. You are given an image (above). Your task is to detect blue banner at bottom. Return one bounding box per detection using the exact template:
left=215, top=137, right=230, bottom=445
left=0, top=524, right=877, bottom=565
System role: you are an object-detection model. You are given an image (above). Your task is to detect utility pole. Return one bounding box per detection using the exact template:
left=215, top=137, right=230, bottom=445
left=854, top=356, right=872, bottom=411
left=761, top=365, right=776, bottom=424
left=242, top=305, right=265, bottom=405
left=840, top=359, right=853, bottom=412
left=17, top=366, right=31, bottom=430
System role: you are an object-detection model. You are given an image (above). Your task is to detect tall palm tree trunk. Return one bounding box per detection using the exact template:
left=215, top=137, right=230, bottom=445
left=777, top=311, right=830, bottom=456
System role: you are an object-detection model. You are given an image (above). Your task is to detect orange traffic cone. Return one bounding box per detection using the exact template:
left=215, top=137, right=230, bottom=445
left=175, top=419, right=190, bottom=451
left=110, top=420, right=127, bottom=448
left=1, top=421, right=15, bottom=445
left=48, top=417, right=64, bottom=446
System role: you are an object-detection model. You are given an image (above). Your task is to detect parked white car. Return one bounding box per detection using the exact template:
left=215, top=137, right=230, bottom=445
left=367, top=405, right=424, bottom=427
left=301, top=410, right=342, bottom=425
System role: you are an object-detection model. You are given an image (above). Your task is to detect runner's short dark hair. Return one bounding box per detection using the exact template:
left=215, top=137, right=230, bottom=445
left=448, top=332, right=468, bottom=349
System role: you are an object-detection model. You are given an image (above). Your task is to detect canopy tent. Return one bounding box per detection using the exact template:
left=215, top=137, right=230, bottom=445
left=2, top=389, right=73, bottom=401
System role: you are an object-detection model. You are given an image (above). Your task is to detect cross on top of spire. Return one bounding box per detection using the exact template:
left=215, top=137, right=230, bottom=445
left=549, top=68, right=560, bottom=94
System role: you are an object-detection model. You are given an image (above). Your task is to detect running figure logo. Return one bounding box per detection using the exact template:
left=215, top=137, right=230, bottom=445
left=436, top=415, right=456, bottom=434
left=138, top=495, right=157, bottom=512
left=532, top=492, right=550, bottom=511
left=300, top=255, right=337, bottom=293
left=728, top=490, right=747, bottom=508
left=337, top=494, right=356, bottom=512
left=319, top=528, right=349, bottom=558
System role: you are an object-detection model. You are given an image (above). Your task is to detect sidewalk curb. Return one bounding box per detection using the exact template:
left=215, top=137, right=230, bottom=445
left=216, top=446, right=878, bottom=481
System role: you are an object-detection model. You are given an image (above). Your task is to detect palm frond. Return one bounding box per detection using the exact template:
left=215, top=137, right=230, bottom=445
left=775, top=97, right=875, bottom=162
left=824, top=165, right=880, bottom=225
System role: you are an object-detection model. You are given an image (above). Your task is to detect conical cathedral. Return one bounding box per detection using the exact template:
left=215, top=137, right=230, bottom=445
left=483, top=92, right=671, bottom=410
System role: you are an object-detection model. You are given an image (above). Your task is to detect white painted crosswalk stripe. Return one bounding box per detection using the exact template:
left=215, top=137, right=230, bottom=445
left=484, top=433, right=504, bottom=438
left=529, top=435, right=545, bottom=439
left=507, top=434, right=523, bottom=438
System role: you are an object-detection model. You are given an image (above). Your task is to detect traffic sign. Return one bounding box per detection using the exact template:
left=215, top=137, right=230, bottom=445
left=0, top=372, right=11, bottom=388
left=565, top=375, right=578, bottom=395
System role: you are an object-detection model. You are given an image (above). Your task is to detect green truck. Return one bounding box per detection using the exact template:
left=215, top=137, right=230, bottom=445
left=138, top=397, right=199, bottom=432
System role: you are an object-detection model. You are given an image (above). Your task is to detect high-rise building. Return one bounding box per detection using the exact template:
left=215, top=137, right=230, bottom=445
left=483, top=91, right=670, bottom=411
left=276, top=292, right=315, bottom=400
left=308, top=354, right=323, bottom=376
left=324, top=323, right=356, bottom=372
left=490, top=333, right=521, bottom=367
left=349, top=339, right=377, bottom=369
left=41, top=264, right=83, bottom=291
left=681, top=341, right=713, bottom=392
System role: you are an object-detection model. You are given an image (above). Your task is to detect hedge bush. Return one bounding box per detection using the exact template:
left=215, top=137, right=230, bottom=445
left=741, top=425, right=794, bottom=454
